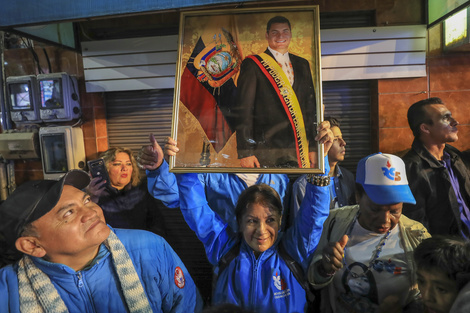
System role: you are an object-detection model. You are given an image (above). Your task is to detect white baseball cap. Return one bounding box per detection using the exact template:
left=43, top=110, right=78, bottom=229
left=356, top=153, right=416, bottom=205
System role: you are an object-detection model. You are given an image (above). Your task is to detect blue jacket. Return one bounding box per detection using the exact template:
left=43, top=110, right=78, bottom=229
left=147, top=161, right=290, bottom=232
left=290, top=165, right=356, bottom=225
left=176, top=172, right=329, bottom=313
left=0, top=228, right=203, bottom=313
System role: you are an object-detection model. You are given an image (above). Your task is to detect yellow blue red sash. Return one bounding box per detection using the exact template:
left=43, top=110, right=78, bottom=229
left=247, top=53, right=310, bottom=168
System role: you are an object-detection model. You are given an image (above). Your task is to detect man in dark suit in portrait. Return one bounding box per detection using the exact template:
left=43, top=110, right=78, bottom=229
left=234, top=15, right=317, bottom=168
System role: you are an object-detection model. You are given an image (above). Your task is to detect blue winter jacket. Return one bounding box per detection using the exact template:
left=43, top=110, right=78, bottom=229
left=147, top=160, right=290, bottom=232
left=0, top=228, right=203, bottom=313
left=176, top=172, right=330, bottom=313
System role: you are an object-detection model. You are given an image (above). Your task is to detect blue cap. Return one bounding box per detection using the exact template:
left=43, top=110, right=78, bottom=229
left=356, top=153, right=416, bottom=205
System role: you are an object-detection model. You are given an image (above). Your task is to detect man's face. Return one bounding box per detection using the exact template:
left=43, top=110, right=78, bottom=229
left=265, top=22, right=291, bottom=54
left=357, top=192, right=402, bottom=234
left=328, top=126, right=346, bottom=164
left=32, top=185, right=110, bottom=265
left=422, top=104, right=459, bottom=144
left=417, top=268, right=459, bottom=313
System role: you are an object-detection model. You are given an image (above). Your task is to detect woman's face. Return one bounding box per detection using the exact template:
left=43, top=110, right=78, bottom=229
left=347, top=266, right=371, bottom=296
left=240, top=203, right=281, bottom=257
left=108, top=152, right=133, bottom=190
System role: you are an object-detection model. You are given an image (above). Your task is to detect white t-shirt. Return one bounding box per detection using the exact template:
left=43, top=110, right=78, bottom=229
left=235, top=174, right=260, bottom=187
left=329, top=222, right=410, bottom=313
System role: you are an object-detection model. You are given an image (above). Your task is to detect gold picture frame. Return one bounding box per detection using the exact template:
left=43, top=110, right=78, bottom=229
left=171, top=5, right=324, bottom=174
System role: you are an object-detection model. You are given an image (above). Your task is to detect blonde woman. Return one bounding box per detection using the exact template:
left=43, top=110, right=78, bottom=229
left=88, top=147, right=166, bottom=236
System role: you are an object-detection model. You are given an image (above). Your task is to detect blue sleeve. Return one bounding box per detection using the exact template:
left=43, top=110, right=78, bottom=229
left=0, top=266, right=20, bottom=313
left=158, top=238, right=204, bottom=313
left=146, top=160, right=180, bottom=208
left=283, top=156, right=330, bottom=271
left=176, top=173, right=233, bottom=265
left=289, top=175, right=308, bottom=228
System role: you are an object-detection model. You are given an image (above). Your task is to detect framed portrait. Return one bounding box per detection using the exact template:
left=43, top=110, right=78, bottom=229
left=170, top=5, right=324, bottom=173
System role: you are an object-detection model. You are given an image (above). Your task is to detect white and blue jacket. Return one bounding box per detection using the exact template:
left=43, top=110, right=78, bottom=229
left=176, top=171, right=330, bottom=313
left=0, top=228, right=203, bottom=313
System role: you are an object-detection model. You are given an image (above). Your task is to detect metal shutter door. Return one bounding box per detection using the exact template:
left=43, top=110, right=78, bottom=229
left=105, top=89, right=173, bottom=152
left=324, top=80, right=372, bottom=173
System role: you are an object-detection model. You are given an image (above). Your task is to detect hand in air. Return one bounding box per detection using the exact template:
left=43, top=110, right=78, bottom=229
left=138, top=133, right=165, bottom=171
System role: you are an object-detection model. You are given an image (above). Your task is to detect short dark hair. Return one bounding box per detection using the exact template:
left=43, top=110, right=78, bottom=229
left=324, top=116, right=340, bottom=129
left=414, top=236, right=470, bottom=290
left=407, top=97, right=444, bottom=138
left=20, top=222, right=38, bottom=238
left=266, top=16, right=291, bottom=33
left=235, top=184, right=282, bottom=227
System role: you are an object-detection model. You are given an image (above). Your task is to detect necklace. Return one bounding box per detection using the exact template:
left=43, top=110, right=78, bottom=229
left=342, top=212, right=393, bottom=277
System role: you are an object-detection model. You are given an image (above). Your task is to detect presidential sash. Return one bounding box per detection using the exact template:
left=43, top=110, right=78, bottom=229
left=247, top=53, right=310, bottom=168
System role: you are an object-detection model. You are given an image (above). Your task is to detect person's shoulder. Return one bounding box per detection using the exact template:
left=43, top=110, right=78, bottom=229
left=450, top=281, right=470, bottom=313
left=399, top=214, right=431, bottom=238
left=114, top=228, right=167, bottom=249
left=444, top=143, right=462, bottom=153
left=329, top=204, right=359, bottom=219
left=0, top=263, right=18, bottom=286
left=241, top=54, right=260, bottom=64
left=402, top=146, right=420, bottom=161
left=338, top=165, right=354, bottom=178
left=288, top=52, right=309, bottom=63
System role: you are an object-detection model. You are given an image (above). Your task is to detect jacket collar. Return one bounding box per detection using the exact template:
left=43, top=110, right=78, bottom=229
left=411, top=139, right=458, bottom=169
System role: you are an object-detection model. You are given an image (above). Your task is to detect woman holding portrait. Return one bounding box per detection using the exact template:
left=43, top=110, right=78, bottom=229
left=138, top=133, right=333, bottom=312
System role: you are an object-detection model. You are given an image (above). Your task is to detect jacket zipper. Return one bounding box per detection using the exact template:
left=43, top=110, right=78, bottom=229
left=250, top=254, right=261, bottom=309
left=77, top=271, right=84, bottom=288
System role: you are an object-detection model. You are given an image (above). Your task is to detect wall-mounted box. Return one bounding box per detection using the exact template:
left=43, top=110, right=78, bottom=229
left=0, top=131, right=40, bottom=159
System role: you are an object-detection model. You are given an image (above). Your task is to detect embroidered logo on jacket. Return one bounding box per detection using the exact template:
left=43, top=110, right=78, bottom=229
left=174, top=267, right=185, bottom=289
left=273, top=272, right=290, bottom=299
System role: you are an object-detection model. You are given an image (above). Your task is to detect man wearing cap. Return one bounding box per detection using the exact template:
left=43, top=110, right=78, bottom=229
left=308, top=153, right=430, bottom=313
left=403, top=97, right=470, bottom=238
left=0, top=170, right=203, bottom=313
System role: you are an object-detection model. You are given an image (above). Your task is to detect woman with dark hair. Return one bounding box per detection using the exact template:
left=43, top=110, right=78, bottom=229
left=87, top=147, right=166, bottom=236
left=340, top=262, right=378, bottom=313
left=174, top=169, right=329, bottom=312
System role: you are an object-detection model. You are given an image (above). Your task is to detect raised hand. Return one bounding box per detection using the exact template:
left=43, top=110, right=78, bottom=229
left=138, top=133, right=164, bottom=171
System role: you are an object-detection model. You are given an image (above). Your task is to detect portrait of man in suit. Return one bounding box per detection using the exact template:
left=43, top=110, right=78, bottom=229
left=234, top=15, right=318, bottom=169
left=172, top=8, right=321, bottom=172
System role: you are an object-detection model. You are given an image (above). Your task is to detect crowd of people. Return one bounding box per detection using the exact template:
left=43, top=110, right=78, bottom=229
left=0, top=15, right=469, bottom=313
